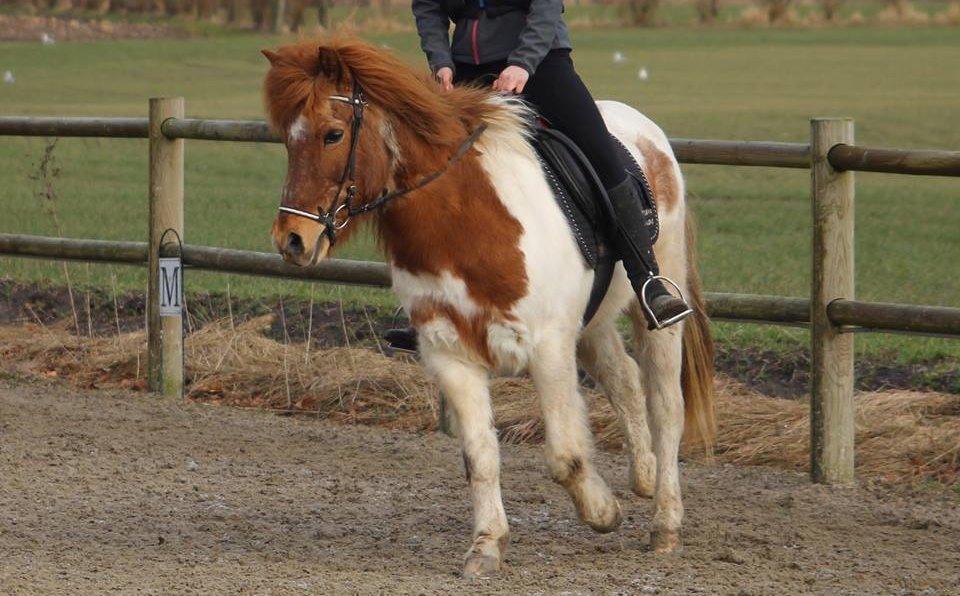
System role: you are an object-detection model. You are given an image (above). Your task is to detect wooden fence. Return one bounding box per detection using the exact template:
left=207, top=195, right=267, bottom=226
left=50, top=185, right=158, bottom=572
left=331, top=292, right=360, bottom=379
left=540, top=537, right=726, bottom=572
left=2, top=98, right=960, bottom=485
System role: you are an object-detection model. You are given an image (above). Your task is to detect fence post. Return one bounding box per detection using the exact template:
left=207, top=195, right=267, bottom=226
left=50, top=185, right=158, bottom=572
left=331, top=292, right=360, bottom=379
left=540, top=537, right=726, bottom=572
left=810, top=118, right=855, bottom=485
left=147, top=98, right=185, bottom=398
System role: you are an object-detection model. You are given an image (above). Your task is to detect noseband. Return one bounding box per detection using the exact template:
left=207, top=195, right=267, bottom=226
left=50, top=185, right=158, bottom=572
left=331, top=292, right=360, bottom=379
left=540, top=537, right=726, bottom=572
left=277, top=82, right=487, bottom=247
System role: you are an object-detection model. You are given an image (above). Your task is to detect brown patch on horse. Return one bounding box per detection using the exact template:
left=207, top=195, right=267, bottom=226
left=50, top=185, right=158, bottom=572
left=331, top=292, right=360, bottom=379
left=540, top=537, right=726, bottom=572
left=637, top=138, right=681, bottom=211
left=378, top=153, right=527, bottom=312
left=263, top=38, right=499, bottom=145
left=551, top=456, right=585, bottom=488
left=410, top=300, right=497, bottom=367
left=263, top=37, right=529, bottom=309
left=462, top=451, right=473, bottom=483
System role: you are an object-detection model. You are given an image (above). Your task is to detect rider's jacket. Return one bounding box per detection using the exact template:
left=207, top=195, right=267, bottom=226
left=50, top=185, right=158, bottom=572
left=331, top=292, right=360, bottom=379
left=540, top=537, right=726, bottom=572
left=412, top=0, right=572, bottom=76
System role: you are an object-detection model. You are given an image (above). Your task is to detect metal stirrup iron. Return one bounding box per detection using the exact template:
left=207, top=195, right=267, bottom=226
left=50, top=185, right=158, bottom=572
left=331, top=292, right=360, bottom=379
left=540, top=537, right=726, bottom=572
left=640, top=275, right=694, bottom=330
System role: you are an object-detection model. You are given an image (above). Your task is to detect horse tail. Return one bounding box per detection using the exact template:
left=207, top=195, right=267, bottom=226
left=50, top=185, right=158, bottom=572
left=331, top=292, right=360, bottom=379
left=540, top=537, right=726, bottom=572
left=681, top=208, right=716, bottom=452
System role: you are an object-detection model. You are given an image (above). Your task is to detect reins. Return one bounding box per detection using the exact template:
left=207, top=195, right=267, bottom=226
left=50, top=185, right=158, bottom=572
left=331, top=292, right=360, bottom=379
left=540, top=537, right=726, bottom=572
left=277, top=82, right=487, bottom=246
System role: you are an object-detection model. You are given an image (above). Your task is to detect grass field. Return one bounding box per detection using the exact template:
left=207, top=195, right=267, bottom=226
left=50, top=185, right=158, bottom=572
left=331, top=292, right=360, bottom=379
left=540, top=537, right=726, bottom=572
left=1, top=25, right=959, bottom=366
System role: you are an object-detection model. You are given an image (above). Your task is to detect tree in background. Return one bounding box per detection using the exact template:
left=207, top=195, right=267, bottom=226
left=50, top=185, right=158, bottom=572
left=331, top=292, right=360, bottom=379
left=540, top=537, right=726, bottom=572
left=622, top=0, right=659, bottom=26
left=762, top=0, right=793, bottom=22
left=821, top=0, right=840, bottom=20
left=696, top=0, right=720, bottom=23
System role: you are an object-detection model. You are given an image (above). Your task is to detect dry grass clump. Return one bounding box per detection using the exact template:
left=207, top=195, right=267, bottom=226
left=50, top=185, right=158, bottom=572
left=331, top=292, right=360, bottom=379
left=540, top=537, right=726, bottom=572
left=185, top=315, right=440, bottom=428
left=0, top=317, right=957, bottom=486
left=713, top=377, right=960, bottom=484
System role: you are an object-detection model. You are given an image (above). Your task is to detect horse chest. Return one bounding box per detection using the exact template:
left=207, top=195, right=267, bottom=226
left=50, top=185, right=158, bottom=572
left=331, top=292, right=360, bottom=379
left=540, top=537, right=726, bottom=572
left=391, top=265, right=532, bottom=374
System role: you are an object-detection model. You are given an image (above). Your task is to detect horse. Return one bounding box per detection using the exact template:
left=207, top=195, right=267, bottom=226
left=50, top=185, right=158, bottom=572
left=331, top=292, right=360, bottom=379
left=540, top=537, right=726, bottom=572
left=262, top=38, right=715, bottom=579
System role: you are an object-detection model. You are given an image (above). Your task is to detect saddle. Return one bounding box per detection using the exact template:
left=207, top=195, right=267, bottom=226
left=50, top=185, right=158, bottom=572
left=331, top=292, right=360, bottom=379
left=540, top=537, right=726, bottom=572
left=531, top=124, right=659, bottom=322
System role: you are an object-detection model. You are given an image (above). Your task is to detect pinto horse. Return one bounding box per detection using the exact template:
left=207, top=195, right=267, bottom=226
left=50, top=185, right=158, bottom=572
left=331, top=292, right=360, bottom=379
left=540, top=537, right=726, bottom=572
left=263, top=39, right=715, bottom=578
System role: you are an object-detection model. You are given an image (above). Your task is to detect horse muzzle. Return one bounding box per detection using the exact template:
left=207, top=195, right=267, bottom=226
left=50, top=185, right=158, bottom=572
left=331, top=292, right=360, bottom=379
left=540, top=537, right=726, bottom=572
left=272, top=217, right=329, bottom=267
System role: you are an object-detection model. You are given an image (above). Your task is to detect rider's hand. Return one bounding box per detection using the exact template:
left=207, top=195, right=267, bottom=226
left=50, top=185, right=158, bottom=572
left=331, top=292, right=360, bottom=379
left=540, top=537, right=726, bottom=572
left=492, top=65, right=529, bottom=94
left=436, top=66, right=454, bottom=92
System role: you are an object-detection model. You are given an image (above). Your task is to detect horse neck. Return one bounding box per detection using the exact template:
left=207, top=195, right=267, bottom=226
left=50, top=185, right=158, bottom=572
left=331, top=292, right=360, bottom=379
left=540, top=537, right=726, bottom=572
left=373, top=121, right=476, bottom=267
left=373, top=119, right=529, bottom=310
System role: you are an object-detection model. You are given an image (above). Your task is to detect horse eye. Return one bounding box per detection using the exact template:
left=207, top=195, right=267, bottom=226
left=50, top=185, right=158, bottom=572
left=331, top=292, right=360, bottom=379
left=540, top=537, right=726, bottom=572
left=324, top=129, right=344, bottom=145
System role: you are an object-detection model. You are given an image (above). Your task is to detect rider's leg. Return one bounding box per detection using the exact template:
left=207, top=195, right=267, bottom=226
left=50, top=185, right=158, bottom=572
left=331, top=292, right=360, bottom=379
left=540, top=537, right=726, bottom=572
left=523, top=50, right=690, bottom=329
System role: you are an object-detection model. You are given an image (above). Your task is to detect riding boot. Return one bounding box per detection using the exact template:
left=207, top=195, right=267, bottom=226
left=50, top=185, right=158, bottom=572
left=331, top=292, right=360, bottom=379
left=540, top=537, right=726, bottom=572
left=606, top=177, right=693, bottom=330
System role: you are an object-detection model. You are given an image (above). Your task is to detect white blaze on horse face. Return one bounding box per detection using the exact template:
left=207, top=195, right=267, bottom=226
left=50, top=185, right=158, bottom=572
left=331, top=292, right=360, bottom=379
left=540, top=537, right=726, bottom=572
left=288, top=114, right=309, bottom=143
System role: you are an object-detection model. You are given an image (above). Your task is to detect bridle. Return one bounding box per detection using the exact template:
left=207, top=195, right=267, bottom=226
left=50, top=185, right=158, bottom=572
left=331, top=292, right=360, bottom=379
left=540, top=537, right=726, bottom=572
left=277, top=81, right=487, bottom=247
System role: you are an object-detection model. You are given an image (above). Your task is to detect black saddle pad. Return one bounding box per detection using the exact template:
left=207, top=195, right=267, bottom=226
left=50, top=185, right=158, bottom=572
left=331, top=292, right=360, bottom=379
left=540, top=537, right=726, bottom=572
left=531, top=126, right=659, bottom=268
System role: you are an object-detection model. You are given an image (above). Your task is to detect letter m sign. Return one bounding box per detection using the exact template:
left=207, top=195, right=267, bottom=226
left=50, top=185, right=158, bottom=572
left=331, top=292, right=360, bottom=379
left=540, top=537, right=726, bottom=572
left=159, top=257, right=183, bottom=317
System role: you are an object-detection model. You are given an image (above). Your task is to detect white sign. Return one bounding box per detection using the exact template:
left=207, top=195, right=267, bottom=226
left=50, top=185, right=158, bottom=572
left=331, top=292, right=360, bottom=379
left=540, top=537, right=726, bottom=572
left=159, top=257, right=183, bottom=317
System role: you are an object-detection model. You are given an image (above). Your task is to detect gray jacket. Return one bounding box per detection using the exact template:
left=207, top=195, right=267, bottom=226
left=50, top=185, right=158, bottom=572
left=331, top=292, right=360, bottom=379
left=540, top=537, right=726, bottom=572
left=412, top=0, right=572, bottom=76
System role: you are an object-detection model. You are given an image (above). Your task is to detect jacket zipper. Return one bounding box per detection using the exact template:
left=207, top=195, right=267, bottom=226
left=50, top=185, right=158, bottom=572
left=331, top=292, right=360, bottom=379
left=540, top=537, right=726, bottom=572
left=470, top=19, right=480, bottom=65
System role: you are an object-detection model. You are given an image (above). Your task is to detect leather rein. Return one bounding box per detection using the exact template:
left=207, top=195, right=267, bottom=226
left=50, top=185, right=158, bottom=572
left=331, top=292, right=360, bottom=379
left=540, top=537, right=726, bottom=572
left=277, top=82, right=487, bottom=247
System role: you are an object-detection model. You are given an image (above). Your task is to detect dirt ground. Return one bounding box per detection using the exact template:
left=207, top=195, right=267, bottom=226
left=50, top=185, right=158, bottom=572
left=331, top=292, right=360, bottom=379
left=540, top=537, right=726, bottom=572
left=1, top=380, right=958, bottom=594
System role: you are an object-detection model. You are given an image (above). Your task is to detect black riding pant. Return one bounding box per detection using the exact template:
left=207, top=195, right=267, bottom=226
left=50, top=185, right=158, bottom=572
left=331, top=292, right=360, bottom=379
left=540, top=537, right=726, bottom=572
left=454, top=49, right=627, bottom=189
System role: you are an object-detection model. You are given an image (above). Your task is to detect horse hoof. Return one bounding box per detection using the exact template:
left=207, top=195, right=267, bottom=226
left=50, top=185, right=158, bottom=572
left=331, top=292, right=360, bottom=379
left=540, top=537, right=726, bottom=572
left=582, top=496, right=623, bottom=534
left=651, top=529, right=682, bottom=553
left=463, top=553, right=501, bottom=580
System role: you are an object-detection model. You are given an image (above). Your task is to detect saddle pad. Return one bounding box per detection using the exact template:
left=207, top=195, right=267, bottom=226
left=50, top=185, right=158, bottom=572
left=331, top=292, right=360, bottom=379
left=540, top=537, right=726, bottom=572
left=531, top=127, right=659, bottom=268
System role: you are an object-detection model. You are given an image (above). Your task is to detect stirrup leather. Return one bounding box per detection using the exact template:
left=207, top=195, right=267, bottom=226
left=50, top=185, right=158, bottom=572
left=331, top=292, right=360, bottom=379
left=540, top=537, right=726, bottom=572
left=640, top=276, right=694, bottom=330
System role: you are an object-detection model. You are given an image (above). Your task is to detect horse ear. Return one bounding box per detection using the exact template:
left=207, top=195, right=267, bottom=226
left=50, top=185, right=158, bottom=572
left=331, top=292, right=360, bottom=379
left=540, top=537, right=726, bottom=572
left=261, top=49, right=281, bottom=65
left=317, top=46, right=347, bottom=84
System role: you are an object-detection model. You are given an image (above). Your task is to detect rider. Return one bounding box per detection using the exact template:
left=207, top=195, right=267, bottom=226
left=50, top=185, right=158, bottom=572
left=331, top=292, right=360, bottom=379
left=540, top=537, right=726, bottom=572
left=409, top=0, right=692, bottom=331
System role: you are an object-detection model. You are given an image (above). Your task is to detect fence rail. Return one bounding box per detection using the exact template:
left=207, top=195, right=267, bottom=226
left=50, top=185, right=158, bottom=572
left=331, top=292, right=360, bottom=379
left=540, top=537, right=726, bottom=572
left=2, top=108, right=959, bottom=486
left=4, top=115, right=960, bottom=173
left=4, top=232, right=959, bottom=337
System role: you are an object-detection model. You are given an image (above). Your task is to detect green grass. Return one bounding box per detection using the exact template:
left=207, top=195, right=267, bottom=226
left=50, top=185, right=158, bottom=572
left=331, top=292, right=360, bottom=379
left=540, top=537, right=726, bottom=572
left=1, top=25, right=959, bottom=363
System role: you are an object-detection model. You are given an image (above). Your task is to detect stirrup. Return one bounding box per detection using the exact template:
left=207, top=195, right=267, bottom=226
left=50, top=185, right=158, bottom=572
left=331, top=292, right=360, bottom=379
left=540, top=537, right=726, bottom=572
left=640, top=276, right=694, bottom=330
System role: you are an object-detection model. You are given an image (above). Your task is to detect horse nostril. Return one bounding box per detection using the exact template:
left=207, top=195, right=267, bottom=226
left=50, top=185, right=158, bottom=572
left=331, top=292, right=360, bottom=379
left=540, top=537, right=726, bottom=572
left=286, top=232, right=304, bottom=256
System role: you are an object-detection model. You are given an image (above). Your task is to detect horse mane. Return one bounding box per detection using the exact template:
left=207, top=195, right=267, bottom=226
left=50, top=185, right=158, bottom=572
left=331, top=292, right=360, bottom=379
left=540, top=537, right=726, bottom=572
left=262, top=37, right=524, bottom=147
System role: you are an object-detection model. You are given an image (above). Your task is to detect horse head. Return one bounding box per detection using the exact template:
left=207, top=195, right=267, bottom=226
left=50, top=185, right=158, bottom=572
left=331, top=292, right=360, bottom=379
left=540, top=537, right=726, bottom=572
left=262, top=42, right=393, bottom=266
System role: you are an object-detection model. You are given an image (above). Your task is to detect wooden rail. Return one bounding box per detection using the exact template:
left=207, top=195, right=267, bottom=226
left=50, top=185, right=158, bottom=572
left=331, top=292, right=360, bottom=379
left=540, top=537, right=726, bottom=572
left=2, top=108, right=959, bottom=487
left=4, top=115, right=959, bottom=175
left=4, top=233, right=960, bottom=337
left=0, top=117, right=149, bottom=138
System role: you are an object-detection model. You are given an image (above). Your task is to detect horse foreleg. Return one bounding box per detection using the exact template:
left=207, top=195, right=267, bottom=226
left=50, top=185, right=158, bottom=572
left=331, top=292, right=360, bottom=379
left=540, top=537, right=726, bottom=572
left=530, top=334, right=622, bottom=533
left=630, top=310, right=685, bottom=553
left=578, top=318, right=657, bottom=498
left=425, top=353, right=508, bottom=579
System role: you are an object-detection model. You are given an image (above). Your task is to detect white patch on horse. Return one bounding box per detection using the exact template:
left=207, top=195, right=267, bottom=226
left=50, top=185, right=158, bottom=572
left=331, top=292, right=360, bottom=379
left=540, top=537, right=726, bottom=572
left=474, top=102, right=594, bottom=337
left=288, top=115, right=309, bottom=142
left=487, top=320, right=531, bottom=375
left=390, top=267, right=481, bottom=319
left=379, top=116, right=402, bottom=175
left=416, top=316, right=463, bottom=353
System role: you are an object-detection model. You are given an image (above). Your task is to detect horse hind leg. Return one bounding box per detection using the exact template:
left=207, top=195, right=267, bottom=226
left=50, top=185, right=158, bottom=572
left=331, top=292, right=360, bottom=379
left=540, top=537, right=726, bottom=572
left=424, top=352, right=508, bottom=579
left=578, top=314, right=657, bottom=498
left=629, top=301, right=686, bottom=554
left=530, top=332, right=622, bottom=533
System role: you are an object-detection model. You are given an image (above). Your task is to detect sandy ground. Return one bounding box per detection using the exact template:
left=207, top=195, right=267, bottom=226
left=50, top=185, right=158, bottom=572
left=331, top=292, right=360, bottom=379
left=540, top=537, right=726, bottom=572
left=1, top=380, right=958, bottom=595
